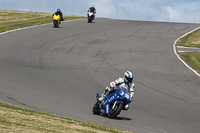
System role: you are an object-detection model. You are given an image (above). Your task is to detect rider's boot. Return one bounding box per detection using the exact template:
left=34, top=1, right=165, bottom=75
left=98, top=87, right=110, bottom=101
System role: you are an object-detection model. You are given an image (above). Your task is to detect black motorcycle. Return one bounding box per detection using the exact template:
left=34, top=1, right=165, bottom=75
left=87, top=11, right=95, bottom=23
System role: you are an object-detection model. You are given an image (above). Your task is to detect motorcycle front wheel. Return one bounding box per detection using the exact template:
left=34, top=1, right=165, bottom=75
left=92, top=102, right=100, bottom=115
left=54, top=20, right=58, bottom=27
left=88, top=17, right=92, bottom=23
left=108, top=103, right=123, bottom=118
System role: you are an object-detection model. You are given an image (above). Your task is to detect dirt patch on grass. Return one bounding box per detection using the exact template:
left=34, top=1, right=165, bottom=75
left=191, top=37, right=200, bottom=45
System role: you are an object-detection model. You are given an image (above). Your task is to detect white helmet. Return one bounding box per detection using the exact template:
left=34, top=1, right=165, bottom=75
left=124, top=71, right=133, bottom=83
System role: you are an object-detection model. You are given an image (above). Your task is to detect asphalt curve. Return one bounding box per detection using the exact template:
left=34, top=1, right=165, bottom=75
left=0, top=18, right=200, bottom=133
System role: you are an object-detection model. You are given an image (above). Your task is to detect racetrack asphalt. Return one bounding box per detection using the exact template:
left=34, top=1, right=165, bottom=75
left=0, top=18, right=200, bottom=133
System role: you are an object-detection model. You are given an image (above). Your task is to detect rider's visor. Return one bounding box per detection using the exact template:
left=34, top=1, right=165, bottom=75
left=125, top=76, right=133, bottom=82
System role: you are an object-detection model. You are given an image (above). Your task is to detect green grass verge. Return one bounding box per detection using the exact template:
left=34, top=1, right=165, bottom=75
left=0, top=101, right=133, bottom=133
left=179, top=52, right=200, bottom=74
left=0, top=9, right=134, bottom=133
left=177, top=28, right=200, bottom=48
left=0, top=9, right=85, bottom=33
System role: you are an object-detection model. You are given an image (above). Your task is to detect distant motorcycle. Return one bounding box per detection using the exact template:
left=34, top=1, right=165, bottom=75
left=93, top=88, right=132, bottom=118
left=87, top=11, right=95, bottom=23
left=53, top=14, right=60, bottom=27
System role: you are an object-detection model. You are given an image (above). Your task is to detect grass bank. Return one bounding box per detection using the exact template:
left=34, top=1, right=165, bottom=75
left=0, top=102, right=133, bottom=133
left=0, top=9, right=134, bottom=133
left=0, top=9, right=85, bottom=32
left=177, top=28, right=200, bottom=48
left=179, top=52, right=200, bottom=74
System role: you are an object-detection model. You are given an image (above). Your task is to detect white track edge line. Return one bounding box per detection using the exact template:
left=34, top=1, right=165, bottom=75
left=173, top=27, right=200, bottom=77
left=177, top=46, right=200, bottom=49
left=178, top=51, right=191, bottom=53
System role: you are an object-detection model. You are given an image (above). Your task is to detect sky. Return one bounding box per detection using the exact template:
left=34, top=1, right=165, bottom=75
left=1, top=0, right=200, bottom=23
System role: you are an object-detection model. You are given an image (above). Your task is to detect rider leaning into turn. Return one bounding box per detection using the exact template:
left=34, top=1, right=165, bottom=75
left=99, top=71, right=135, bottom=110
left=53, top=9, right=64, bottom=21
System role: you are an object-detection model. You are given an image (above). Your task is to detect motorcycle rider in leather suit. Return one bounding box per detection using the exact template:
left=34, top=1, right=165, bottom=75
left=99, top=71, right=135, bottom=110
left=88, top=5, right=96, bottom=20
left=53, top=9, right=64, bottom=23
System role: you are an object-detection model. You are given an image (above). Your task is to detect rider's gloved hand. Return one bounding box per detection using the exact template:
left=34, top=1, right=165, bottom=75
left=99, top=92, right=106, bottom=102
left=99, top=97, right=104, bottom=102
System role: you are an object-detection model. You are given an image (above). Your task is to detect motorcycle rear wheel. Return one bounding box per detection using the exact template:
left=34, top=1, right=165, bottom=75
left=108, top=103, right=123, bottom=118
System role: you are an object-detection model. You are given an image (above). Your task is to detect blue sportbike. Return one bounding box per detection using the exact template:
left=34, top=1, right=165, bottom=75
left=93, top=88, right=132, bottom=118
